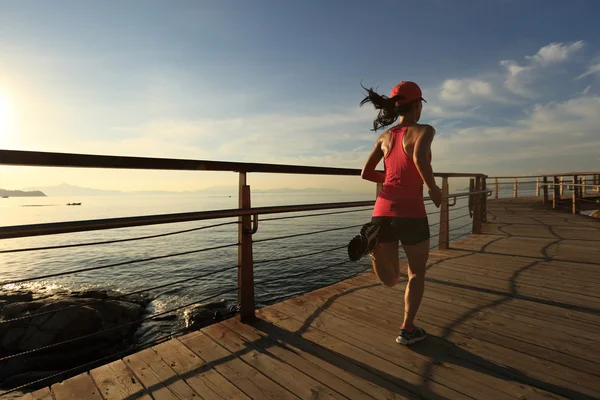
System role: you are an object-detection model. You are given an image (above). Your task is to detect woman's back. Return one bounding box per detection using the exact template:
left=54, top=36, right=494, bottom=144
left=382, top=124, right=429, bottom=198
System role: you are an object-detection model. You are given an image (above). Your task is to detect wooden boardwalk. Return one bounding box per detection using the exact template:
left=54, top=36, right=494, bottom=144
left=23, top=198, right=600, bottom=400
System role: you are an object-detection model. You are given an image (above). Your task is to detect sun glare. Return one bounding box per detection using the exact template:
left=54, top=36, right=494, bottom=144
left=0, top=90, right=16, bottom=146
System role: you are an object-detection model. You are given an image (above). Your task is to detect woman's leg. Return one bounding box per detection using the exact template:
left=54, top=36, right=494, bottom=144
left=400, top=238, right=430, bottom=330
left=369, top=241, right=400, bottom=287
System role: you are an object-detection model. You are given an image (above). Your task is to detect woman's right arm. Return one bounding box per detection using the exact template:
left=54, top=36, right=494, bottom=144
left=360, top=136, right=386, bottom=183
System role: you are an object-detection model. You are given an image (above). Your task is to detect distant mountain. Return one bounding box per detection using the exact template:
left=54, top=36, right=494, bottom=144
left=0, top=189, right=46, bottom=198
left=24, top=183, right=125, bottom=197
left=22, top=183, right=350, bottom=197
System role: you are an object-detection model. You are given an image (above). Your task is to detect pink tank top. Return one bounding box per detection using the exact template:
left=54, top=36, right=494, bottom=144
left=372, top=125, right=430, bottom=218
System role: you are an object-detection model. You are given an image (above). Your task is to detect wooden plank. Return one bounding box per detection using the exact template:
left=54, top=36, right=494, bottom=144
left=270, top=293, right=562, bottom=400
left=21, top=387, right=52, bottom=400
left=340, top=281, right=600, bottom=373
left=235, top=317, right=418, bottom=400
left=428, top=251, right=600, bottom=285
left=52, top=373, right=103, bottom=400
left=89, top=359, right=152, bottom=400
left=125, top=348, right=201, bottom=399
left=152, top=338, right=250, bottom=400
left=346, top=276, right=600, bottom=344
left=256, top=307, right=468, bottom=400
left=202, top=322, right=344, bottom=400
left=279, top=287, right=597, bottom=399
left=220, top=317, right=395, bottom=400
left=325, top=281, right=600, bottom=393
left=177, top=331, right=297, bottom=399
left=428, top=258, right=600, bottom=298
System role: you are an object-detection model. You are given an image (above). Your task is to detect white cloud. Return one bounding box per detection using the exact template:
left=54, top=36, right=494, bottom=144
left=525, top=41, right=585, bottom=65
left=430, top=93, right=600, bottom=174
left=500, top=41, right=586, bottom=97
left=439, top=79, right=494, bottom=102
left=576, top=62, right=600, bottom=79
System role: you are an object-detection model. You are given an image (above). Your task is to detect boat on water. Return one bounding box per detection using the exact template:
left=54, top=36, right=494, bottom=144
left=67, top=202, right=82, bottom=206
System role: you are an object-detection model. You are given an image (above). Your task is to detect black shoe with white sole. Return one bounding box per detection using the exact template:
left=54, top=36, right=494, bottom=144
left=347, top=222, right=380, bottom=262
left=396, top=326, right=427, bottom=345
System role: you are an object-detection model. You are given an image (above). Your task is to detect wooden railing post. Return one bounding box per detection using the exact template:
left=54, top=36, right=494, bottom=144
left=472, top=177, right=482, bottom=234
left=594, top=174, right=599, bottom=192
left=552, top=176, right=560, bottom=209
left=572, top=177, right=580, bottom=215
left=542, top=176, right=548, bottom=205
left=513, top=177, right=518, bottom=198
left=438, top=177, right=449, bottom=250
left=582, top=176, right=587, bottom=195
left=560, top=177, right=564, bottom=195
left=468, top=178, right=475, bottom=217
left=238, top=171, right=255, bottom=323
left=536, top=177, right=540, bottom=196
left=481, top=177, right=487, bottom=223
left=494, top=178, right=499, bottom=200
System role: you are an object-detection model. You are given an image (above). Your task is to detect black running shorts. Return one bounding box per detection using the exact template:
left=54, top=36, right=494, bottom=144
left=370, top=216, right=430, bottom=246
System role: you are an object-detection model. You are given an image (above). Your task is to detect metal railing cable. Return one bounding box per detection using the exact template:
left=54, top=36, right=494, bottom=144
left=253, top=224, right=363, bottom=244
left=254, top=244, right=347, bottom=265
left=448, top=222, right=473, bottom=233
left=0, top=220, right=239, bottom=254
left=450, top=204, right=470, bottom=211
left=0, top=285, right=239, bottom=363
left=448, top=213, right=471, bottom=223
left=0, top=264, right=238, bottom=325
left=264, top=261, right=373, bottom=305
left=1, top=242, right=238, bottom=287
left=255, top=259, right=352, bottom=287
left=258, top=207, right=373, bottom=222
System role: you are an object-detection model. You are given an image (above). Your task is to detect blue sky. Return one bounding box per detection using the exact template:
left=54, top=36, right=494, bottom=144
left=1, top=0, right=599, bottom=192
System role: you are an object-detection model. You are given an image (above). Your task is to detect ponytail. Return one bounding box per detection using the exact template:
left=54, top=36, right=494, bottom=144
left=359, top=83, right=416, bottom=132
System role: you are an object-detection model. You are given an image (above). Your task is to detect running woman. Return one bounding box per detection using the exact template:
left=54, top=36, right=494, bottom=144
left=348, top=81, right=442, bottom=345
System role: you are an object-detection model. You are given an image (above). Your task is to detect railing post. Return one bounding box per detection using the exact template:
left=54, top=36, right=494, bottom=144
left=536, top=177, right=540, bottom=196
left=481, top=176, right=487, bottom=223
left=472, top=177, right=482, bottom=234
left=552, top=176, right=560, bottom=209
left=542, top=176, right=548, bottom=205
left=468, top=178, right=474, bottom=217
left=438, top=177, right=449, bottom=250
left=572, top=178, right=580, bottom=215
left=513, top=177, right=518, bottom=198
left=560, top=177, right=564, bottom=195
left=238, top=171, right=255, bottom=323
left=582, top=176, right=587, bottom=196
left=494, top=178, right=499, bottom=200
left=594, top=174, right=599, bottom=192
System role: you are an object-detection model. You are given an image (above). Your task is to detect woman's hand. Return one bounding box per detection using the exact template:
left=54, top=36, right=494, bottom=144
left=428, top=185, right=443, bottom=208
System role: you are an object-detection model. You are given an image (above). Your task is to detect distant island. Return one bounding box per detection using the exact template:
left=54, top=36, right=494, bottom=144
left=0, top=189, right=47, bottom=198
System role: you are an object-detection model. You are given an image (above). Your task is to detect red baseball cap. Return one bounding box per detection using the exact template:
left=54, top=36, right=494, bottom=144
left=389, top=81, right=426, bottom=105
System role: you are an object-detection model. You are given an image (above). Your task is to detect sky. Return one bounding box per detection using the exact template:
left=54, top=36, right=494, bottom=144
left=1, top=0, right=600, bottom=193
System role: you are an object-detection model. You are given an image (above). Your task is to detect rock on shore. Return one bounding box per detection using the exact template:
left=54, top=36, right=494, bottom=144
left=0, top=289, right=149, bottom=389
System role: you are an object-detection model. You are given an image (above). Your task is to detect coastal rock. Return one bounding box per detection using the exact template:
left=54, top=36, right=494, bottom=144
left=184, top=299, right=238, bottom=330
left=0, top=289, right=150, bottom=389
left=0, top=292, right=33, bottom=303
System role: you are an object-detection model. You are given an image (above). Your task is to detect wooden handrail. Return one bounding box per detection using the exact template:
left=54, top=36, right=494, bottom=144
left=0, top=149, right=485, bottom=178
left=489, top=172, right=600, bottom=179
